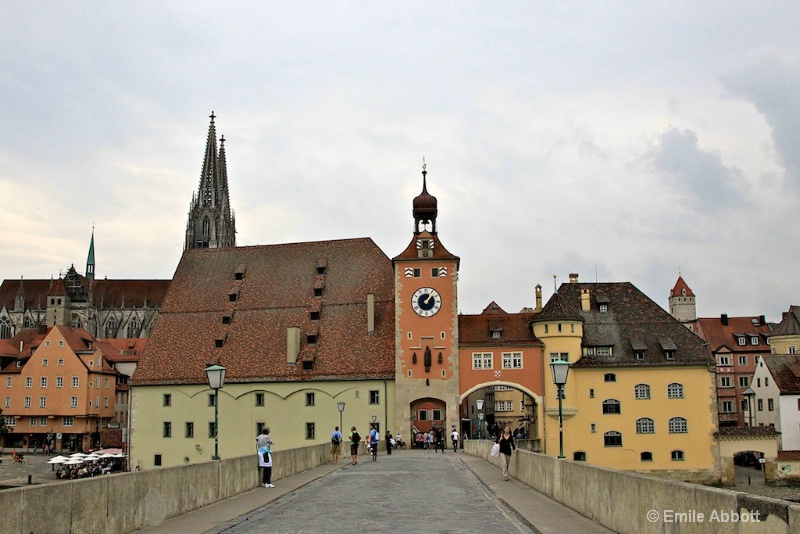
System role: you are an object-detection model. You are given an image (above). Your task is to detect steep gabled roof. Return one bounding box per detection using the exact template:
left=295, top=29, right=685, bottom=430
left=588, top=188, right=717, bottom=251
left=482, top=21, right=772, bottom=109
left=459, top=304, right=540, bottom=347
left=771, top=306, right=800, bottom=337
left=532, top=291, right=583, bottom=323
left=761, top=354, right=800, bottom=395
left=670, top=276, right=695, bottom=298
left=554, top=282, right=713, bottom=368
left=134, top=238, right=395, bottom=385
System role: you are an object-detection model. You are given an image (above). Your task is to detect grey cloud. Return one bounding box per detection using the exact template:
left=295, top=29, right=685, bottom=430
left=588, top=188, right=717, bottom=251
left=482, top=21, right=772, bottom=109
left=648, top=127, right=744, bottom=211
left=721, top=56, right=800, bottom=188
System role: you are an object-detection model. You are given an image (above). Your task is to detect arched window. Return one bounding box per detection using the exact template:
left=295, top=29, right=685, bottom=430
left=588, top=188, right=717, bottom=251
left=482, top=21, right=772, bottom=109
left=668, top=417, right=688, bottom=433
left=603, top=431, right=622, bottom=447
left=104, top=317, right=118, bottom=339
left=604, top=373, right=616, bottom=382
left=641, top=451, right=653, bottom=461
left=636, top=418, right=654, bottom=434
left=634, top=384, right=650, bottom=399
left=0, top=317, right=11, bottom=339
left=671, top=450, right=685, bottom=461
left=573, top=451, right=587, bottom=461
left=667, top=383, right=684, bottom=399
left=202, top=217, right=210, bottom=238
left=127, top=316, right=140, bottom=338
left=602, top=399, right=621, bottom=414
left=23, top=316, right=33, bottom=328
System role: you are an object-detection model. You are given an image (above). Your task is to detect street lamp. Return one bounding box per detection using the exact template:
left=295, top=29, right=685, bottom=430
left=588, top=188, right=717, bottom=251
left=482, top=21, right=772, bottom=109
left=204, top=364, right=227, bottom=461
left=337, top=402, right=346, bottom=433
left=549, top=359, right=570, bottom=459
left=476, top=399, right=484, bottom=439
left=743, top=387, right=755, bottom=427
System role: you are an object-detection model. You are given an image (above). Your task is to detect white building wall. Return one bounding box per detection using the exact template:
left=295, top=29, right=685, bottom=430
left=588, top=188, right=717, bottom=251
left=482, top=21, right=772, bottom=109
left=778, top=395, right=800, bottom=450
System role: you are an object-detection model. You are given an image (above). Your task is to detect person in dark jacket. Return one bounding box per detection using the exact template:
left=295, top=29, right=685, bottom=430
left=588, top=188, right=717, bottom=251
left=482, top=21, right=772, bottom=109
left=496, top=424, right=516, bottom=481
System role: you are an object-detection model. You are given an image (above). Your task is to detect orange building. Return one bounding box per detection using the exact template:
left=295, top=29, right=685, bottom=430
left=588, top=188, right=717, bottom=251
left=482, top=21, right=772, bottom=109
left=1, top=325, right=118, bottom=452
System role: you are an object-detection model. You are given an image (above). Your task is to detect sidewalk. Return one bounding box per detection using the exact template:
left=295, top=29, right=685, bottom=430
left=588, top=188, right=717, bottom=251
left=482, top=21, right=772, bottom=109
left=137, top=450, right=612, bottom=533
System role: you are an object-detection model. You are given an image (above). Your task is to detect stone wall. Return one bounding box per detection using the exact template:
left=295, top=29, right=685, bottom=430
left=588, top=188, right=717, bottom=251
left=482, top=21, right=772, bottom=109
left=0, top=442, right=330, bottom=534
left=465, top=440, right=800, bottom=534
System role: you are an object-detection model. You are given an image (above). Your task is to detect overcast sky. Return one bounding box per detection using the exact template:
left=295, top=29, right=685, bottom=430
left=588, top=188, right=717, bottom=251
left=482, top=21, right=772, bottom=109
left=1, top=2, right=798, bottom=322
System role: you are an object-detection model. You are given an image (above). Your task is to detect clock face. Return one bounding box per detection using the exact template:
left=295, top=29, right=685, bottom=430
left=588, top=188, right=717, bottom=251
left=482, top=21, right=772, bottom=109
left=412, top=287, right=442, bottom=317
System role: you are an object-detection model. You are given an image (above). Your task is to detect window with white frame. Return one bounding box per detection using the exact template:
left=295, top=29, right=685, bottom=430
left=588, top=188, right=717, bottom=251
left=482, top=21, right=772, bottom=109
left=39, top=396, right=46, bottom=408
left=4, top=416, right=16, bottom=427
left=721, top=400, right=733, bottom=413
left=634, top=384, right=650, bottom=399
left=636, top=418, right=654, bottom=434
left=56, top=377, right=63, bottom=388
left=30, top=416, right=37, bottom=426
left=472, top=352, right=493, bottom=369
left=603, top=431, right=622, bottom=447
left=24, top=396, right=31, bottom=408
left=739, top=376, right=749, bottom=388
left=602, top=399, right=621, bottom=414
left=737, top=337, right=746, bottom=346
left=25, top=377, right=32, bottom=388
left=668, top=417, right=688, bottom=433
left=720, top=376, right=732, bottom=388
left=719, top=355, right=731, bottom=366
left=62, top=416, right=74, bottom=427
left=70, top=396, right=78, bottom=408
left=738, top=355, right=747, bottom=366
left=495, top=400, right=513, bottom=412
left=72, top=377, right=79, bottom=388
left=4, top=397, right=10, bottom=408
left=671, top=450, right=685, bottom=461
left=40, top=377, right=47, bottom=388
left=667, top=383, right=684, bottom=398
left=502, top=352, right=523, bottom=369
left=58, top=358, right=64, bottom=366
left=5, top=377, right=11, bottom=388
left=550, top=352, right=569, bottom=363
left=42, top=359, right=48, bottom=366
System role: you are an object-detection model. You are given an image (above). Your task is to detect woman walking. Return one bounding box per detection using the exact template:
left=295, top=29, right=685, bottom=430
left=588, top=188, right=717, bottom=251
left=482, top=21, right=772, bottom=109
left=496, top=424, right=516, bottom=481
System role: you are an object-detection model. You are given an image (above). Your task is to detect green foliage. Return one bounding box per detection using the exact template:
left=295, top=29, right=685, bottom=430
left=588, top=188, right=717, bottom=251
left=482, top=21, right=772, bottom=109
left=0, top=408, right=7, bottom=435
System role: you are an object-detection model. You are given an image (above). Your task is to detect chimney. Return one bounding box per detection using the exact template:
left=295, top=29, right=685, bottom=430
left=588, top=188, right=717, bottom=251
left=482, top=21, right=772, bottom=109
left=569, top=273, right=579, bottom=283
left=581, top=289, right=591, bottom=311
left=721, top=314, right=728, bottom=326
left=759, top=315, right=766, bottom=326
left=535, top=284, right=542, bottom=312
left=287, top=327, right=300, bottom=365
left=367, top=293, right=375, bottom=334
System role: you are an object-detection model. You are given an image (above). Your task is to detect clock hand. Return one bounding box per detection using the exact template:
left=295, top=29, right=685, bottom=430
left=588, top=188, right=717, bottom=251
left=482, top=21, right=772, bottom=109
left=424, top=294, right=433, bottom=304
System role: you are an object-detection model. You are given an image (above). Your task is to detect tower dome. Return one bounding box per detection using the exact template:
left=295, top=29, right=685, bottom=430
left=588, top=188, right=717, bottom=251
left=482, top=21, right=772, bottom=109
left=413, top=165, right=438, bottom=233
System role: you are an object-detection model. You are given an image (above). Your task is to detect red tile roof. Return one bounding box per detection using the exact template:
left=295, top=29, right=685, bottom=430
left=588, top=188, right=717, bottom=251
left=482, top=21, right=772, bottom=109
left=459, top=305, right=540, bottom=347
left=714, top=426, right=781, bottom=437
left=0, top=277, right=170, bottom=310
left=96, top=338, right=148, bottom=363
left=695, top=316, right=772, bottom=353
left=777, top=450, right=800, bottom=461
left=670, top=276, right=695, bottom=298
left=133, top=238, right=396, bottom=385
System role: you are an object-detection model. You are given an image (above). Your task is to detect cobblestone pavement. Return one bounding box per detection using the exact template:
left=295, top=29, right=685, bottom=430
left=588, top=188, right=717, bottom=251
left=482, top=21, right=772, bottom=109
left=210, top=451, right=536, bottom=534
left=0, top=450, right=67, bottom=487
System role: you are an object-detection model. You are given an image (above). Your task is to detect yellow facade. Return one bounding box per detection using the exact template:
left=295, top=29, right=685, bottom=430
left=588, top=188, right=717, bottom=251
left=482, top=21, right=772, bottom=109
left=130, top=379, right=395, bottom=469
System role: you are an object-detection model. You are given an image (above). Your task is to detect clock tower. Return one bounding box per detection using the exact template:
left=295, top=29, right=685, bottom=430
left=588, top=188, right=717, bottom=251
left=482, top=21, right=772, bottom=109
left=393, top=164, right=460, bottom=439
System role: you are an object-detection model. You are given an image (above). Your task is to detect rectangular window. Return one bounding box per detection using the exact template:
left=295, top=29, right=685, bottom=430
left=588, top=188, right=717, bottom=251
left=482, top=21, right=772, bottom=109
left=790, top=346, right=797, bottom=354
left=431, top=268, right=439, bottom=277
left=306, top=422, right=315, bottom=439
left=104, top=378, right=109, bottom=389
left=472, top=352, right=492, bottom=369
left=306, top=392, right=315, bottom=406
left=62, top=416, right=74, bottom=427
left=502, top=352, right=523, bottom=369
left=40, top=377, right=47, bottom=388
left=738, top=355, right=748, bottom=366
left=432, top=409, right=442, bottom=420
left=71, top=396, right=78, bottom=408
left=209, top=393, right=216, bottom=407
left=255, top=393, right=265, bottom=407
left=209, top=422, right=217, bottom=438
left=25, top=377, right=32, bottom=388
left=163, top=422, right=172, bottom=438
left=596, top=347, right=611, bottom=356
left=72, top=377, right=79, bottom=388
left=39, top=396, right=47, bottom=408
left=369, top=390, right=380, bottom=404
left=95, top=396, right=99, bottom=407
left=42, top=359, right=48, bottom=366
left=56, top=377, right=63, bottom=388
left=417, top=410, right=428, bottom=421
left=95, top=378, right=100, bottom=388
left=758, top=399, right=763, bottom=411
left=589, top=388, right=594, bottom=398
left=5, top=377, right=10, bottom=388
left=720, top=376, right=732, bottom=388
left=58, top=359, right=64, bottom=366
left=186, top=422, right=194, bottom=438
left=734, top=377, right=748, bottom=389
left=3, top=397, right=9, bottom=408
left=39, top=416, right=46, bottom=426
left=163, top=394, right=172, bottom=407
left=154, top=454, right=162, bottom=467
left=413, top=268, right=421, bottom=278
left=768, top=399, right=774, bottom=411
left=719, top=356, right=731, bottom=366
left=4, top=416, right=16, bottom=427
left=722, top=401, right=733, bottom=413
left=24, top=396, right=31, bottom=408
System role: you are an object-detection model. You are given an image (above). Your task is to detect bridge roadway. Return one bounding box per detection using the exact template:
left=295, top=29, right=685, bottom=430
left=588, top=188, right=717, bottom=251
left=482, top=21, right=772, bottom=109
left=137, top=449, right=613, bottom=534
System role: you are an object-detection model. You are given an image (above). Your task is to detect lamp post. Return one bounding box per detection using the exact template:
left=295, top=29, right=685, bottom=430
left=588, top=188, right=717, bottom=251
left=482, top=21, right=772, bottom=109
left=204, top=364, right=227, bottom=461
left=476, top=399, right=484, bottom=439
left=337, top=402, right=345, bottom=433
left=549, top=359, right=570, bottom=459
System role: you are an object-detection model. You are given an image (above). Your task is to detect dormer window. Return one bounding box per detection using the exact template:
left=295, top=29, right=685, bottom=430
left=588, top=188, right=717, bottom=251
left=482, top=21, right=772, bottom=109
left=736, top=335, right=746, bottom=346
left=307, top=334, right=317, bottom=344
left=214, top=339, right=224, bottom=348
left=750, top=336, right=758, bottom=346
left=634, top=351, right=645, bottom=361
left=492, top=331, right=501, bottom=339
left=665, top=350, right=676, bottom=360
left=313, top=287, right=323, bottom=297
left=659, top=338, right=677, bottom=360
left=310, top=310, right=320, bottom=321
left=316, top=259, right=327, bottom=275
left=599, top=304, right=608, bottom=313
left=302, top=360, right=314, bottom=370
left=235, top=271, right=243, bottom=281
left=222, top=316, right=231, bottom=325
left=229, top=293, right=237, bottom=302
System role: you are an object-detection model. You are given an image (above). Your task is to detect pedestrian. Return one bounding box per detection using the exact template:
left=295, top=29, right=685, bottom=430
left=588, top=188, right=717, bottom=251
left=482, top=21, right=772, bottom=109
left=256, top=427, right=274, bottom=488
left=369, top=424, right=379, bottom=461
left=427, top=431, right=434, bottom=451
left=385, top=430, right=393, bottom=455
left=331, top=426, right=343, bottom=463
left=436, top=427, right=446, bottom=453
left=451, top=426, right=459, bottom=452
left=349, top=426, right=361, bottom=465
left=461, top=431, right=467, bottom=450
left=496, top=424, right=516, bottom=481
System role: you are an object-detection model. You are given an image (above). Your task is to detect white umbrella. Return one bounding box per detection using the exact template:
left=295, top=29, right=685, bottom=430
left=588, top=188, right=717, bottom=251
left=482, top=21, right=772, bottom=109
left=84, top=455, right=101, bottom=462
left=47, top=457, right=67, bottom=464
left=100, top=453, right=115, bottom=459
left=113, top=453, right=126, bottom=458
left=70, top=452, right=87, bottom=457
left=64, top=458, right=84, bottom=465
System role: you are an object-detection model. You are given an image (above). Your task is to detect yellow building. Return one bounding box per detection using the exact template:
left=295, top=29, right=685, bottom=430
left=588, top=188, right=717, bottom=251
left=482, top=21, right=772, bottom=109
left=533, top=276, right=719, bottom=482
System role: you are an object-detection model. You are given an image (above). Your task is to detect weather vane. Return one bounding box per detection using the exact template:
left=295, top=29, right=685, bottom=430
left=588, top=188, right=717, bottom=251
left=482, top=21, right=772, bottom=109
left=422, top=156, right=426, bottom=173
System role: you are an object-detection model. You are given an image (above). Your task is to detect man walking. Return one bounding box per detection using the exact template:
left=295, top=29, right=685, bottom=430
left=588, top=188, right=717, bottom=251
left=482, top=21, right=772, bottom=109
left=451, top=426, right=459, bottom=452
left=331, top=426, right=343, bottom=463
left=349, top=426, right=360, bottom=465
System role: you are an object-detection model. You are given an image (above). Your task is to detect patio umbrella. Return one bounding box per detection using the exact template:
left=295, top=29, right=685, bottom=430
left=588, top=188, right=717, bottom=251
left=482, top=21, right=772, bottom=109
left=47, top=457, right=68, bottom=464
left=64, top=459, right=84, bottom=465
left=84, top=455, right=101, bottom=462
left=70, top=452, right=87, bottom=457
left=100, top=453, right=115, bottom=459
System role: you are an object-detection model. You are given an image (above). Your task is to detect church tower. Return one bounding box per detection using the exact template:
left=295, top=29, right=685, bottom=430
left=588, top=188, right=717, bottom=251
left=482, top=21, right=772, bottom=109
left=185, top=112, right=237, bottom=250
left=393, top=163, right=460, bottom=439
left=669, top=275, right=696, bottom=324
left=86, top=228, right=95, bottom=281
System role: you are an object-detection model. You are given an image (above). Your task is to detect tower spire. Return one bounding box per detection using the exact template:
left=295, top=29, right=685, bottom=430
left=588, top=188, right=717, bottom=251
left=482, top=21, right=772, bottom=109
left=86, top=226, right=95, bottom=281
left=185, top=113, right=237, bottom=250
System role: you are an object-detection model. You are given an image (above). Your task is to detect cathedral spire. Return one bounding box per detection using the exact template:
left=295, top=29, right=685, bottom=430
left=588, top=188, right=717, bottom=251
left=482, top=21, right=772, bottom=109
left=86, top=227, right=95, bottom=281
left=185, top=112, right=237, bottom=250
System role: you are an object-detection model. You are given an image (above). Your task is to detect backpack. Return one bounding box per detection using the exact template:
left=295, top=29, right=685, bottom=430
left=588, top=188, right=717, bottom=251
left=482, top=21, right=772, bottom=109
left=352, top=431, right=360, bottom=443
left=332, top=434, right=341, bottom=445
